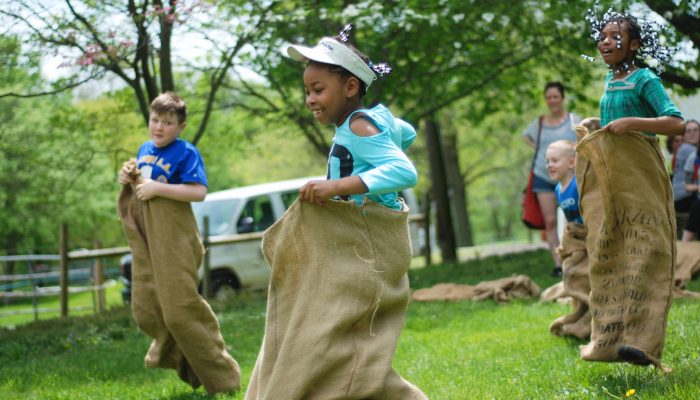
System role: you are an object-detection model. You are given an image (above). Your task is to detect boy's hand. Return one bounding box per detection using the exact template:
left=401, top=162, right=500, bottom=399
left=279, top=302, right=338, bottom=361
left=119, top=159, right=142, bottom=185
left=299, top=180, right=338, bottom=205
left=118, top=165, right=133, bottom=185
left=135, top=179, right=161, bottom=201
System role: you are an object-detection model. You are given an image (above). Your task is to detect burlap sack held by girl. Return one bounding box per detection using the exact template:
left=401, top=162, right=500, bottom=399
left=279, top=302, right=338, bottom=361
left=575, top=126, right=675, bottom=368
left=245, top=199, right=425, bottom=400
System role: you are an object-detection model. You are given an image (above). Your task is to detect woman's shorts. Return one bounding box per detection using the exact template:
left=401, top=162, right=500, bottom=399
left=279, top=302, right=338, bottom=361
left=674, top=195, right=695, bottom=214
left=532, top=174, right=556, bottom=193
left=684, top=198, right=700, bottom=234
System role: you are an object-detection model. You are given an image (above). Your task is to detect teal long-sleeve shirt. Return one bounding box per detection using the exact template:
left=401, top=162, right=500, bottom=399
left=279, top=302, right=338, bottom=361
left=327, top=104, right=417, bottom=210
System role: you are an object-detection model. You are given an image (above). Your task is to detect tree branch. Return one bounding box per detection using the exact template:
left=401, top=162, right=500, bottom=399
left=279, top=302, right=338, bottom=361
left=412, top=49, right=539, bottom=120
left=0, top=71, right=103, bottom=98
left=191, top=1, right=281, bottom=145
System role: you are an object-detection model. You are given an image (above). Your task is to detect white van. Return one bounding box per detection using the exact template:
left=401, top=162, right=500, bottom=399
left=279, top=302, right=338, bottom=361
left=191, top=176, right=423, bottom=297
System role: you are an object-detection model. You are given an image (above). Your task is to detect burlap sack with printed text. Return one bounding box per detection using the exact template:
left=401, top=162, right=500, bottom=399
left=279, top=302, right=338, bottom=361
left=549, top=222, right=592, bottom=340
left=117, top=168, right=240, bottom=395
left=575, top=127, right=675, bottom=367
left=544, top=235, right=700, bottom=338
left=245, top=199, right=426, bottom=400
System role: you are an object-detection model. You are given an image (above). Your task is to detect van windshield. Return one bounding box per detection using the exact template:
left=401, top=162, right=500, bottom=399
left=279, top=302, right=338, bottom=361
left=192, top=199, right=240, bottom=236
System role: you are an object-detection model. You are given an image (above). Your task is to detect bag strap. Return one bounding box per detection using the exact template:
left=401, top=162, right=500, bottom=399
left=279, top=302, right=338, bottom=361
left=531, top=116, right=544, bottom=170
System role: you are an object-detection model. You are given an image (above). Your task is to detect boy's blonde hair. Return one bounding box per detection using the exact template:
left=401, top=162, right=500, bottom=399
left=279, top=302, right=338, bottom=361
left=150, top=91, right=187, bottom=124
left=580, top=117, right=601, bottom=132
left=548, top=140, right=576, bottom=158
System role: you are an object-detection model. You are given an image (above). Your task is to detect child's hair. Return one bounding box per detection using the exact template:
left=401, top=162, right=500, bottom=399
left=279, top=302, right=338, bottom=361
left=548, top=140, right=576, bottom=159
left=580, top=117, right=601, bottom=132
left=666, top=134, right=681, bottom=154
left=544, top=81, right=565, bottom=98
left=585, top=3, right=677, bottom=71
left=150, top=92, right=187, bottom=124
left=309, top=35, right=371, bottom=99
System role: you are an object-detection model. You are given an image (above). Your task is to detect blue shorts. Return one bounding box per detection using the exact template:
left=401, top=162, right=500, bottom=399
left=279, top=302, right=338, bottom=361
left=532, top=174, right=556, bottom=193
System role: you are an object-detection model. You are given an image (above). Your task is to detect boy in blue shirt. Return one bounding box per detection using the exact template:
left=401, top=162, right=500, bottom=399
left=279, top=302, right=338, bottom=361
left=546, top=139, right=581, bottom=278
left=546, top=138, right=592, bottom=339
left=118, top=92, right=240, bottom=395
left=548, top=140, right=582, bottom=227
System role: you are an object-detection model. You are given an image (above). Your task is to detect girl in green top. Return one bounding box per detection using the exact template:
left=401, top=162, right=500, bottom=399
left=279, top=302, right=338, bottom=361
left=594, top=14, right=684, bottom=136
left=584, top=6, right=685, bottom=368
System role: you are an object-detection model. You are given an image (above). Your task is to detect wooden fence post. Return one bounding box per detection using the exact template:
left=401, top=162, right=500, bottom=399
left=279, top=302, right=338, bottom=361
left=202, top=216, right=211, bottom=299
left=94, top=240, right=105, bottom=313
left=30, top=267, right=39, bottom=322
left=59, top=223, right=69, bottom=317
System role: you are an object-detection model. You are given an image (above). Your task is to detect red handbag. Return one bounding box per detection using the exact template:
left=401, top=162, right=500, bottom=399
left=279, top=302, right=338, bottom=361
left=521, top=116, right=545, bottom=230
left=522, top=170, right=545, bottom=229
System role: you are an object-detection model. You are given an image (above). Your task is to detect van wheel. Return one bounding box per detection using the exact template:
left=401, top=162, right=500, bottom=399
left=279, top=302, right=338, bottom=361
left=211, top=272, right=241, bottom=301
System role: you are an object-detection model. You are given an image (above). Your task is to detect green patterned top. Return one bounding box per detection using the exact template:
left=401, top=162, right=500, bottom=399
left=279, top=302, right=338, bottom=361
left=600, top=68, right=682, bottom=135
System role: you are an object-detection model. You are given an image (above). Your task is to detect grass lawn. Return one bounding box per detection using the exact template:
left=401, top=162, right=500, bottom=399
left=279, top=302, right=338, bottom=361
left=1, top=250, right=699, bottom=399
left=0, top=280, right=126, bottom=327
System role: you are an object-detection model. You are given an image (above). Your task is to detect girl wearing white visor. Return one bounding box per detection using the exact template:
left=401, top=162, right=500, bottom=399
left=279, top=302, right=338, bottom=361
left=244, top=25, right=427, bottom=400
left=290, top=24, right=418, bottom=210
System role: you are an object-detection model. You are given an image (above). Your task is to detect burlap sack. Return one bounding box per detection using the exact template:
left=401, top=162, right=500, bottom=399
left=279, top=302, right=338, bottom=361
left=118, top=178, right=240, bottom=395
left=575, top=126, right=675, bottom=368
left=245, top=199, right=426, bottom=400
left=673, top=241, right=700, bottom=298
left=540, top=282, right=567, bottom=304
left=549, top=222, right=591, bottom=340
left=544, top=235, right=700, bottom=337
left=412, top=275, right=540, bottom=302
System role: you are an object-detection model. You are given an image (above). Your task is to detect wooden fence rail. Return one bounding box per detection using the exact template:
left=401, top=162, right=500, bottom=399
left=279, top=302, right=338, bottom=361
left=2, top=213, right=429, bottom=321
left=0, top=225, right=130, bottom=321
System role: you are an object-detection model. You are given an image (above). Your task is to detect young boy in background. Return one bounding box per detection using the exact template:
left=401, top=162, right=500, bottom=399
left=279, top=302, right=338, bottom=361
left=546, top=140, right=582, bottom=275
left=546, top=139, right=591, bottom=339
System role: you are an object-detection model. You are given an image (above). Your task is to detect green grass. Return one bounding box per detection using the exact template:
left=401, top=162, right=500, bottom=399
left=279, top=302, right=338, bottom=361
left=1, top=250, right=698, bottom=399
left=0, top=280, right=125, bottom=327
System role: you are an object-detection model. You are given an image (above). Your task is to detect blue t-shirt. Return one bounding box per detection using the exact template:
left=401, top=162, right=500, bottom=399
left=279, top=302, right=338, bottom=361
left=327, top=104, right=418, bottom=210
left=136, top=138, right=208, bottom=186
left=555, top=176, right=583, bottom=224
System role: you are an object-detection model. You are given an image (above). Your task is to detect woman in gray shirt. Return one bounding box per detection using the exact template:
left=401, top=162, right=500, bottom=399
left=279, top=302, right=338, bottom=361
left=523, top=81, right=580, bottom=277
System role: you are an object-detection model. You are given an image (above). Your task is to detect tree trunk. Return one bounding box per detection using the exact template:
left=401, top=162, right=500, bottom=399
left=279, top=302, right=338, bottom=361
left=159, top=1, right=175, bottom=92
left=424, top=116, right=457, bottom=263
left=443, top=132, right=473, bottom=246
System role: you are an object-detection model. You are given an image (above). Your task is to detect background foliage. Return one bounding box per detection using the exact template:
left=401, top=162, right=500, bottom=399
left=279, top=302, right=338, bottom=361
left=0, top=0, right=697, bottom=255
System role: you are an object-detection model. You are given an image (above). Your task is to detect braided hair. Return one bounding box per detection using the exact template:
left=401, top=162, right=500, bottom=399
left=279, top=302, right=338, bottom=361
left=584, top=1, right=678, bottom=72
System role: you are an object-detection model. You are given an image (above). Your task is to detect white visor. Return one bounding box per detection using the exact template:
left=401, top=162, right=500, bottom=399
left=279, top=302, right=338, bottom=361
left=286, top=37, right=376, bottom=87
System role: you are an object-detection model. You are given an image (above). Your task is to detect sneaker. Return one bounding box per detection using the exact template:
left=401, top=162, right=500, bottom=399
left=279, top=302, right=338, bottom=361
left=618, top=345, right=652, bottom=366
